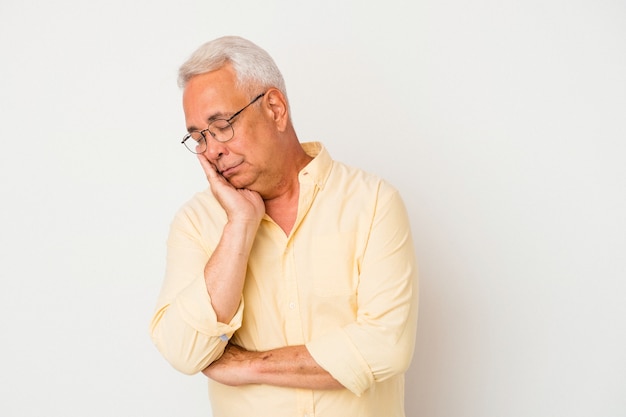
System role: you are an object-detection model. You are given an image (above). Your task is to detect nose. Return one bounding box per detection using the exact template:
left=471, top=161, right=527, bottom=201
left=202, top=136, right=228, bottom=161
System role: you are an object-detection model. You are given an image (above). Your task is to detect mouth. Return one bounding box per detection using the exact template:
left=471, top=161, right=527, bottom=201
left=219, top=161, right=243, bottom=178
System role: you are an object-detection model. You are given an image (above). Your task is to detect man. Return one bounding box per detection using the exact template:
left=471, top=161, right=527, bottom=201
left=150, top=36, right=418, bottom=417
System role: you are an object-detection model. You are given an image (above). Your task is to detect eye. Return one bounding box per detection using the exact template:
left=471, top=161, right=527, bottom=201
left=210, top=119, right=231, bottom=132
left=189, top=132, right=205, bottom=143
left=208, top=119, right=235, bottom=142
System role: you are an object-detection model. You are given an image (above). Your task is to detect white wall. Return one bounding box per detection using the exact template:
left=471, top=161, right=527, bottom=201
left=1, top=1, right=624, bottom=416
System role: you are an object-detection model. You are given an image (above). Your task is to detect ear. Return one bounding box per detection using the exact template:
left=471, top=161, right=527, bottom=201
left=264, top=88, right=289, bottom=132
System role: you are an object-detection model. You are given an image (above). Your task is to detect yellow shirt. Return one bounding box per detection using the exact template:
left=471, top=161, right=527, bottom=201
left=150, top=142, right=418, bottom=417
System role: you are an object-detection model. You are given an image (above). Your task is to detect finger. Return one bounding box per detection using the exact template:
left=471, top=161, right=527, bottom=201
left=196, top=153, right=220, bottom=182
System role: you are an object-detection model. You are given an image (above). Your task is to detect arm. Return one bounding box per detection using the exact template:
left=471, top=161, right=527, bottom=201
left=203, top=343, right=344, bottom=390
left=149, top=155, right=265, bottom=374
left=306, top=185, right=419, bottom=395
left=197, top=154, right=265, bottom=323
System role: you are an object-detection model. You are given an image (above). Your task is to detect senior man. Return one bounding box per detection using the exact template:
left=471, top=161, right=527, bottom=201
left=150, top=36, right=418, bottom=417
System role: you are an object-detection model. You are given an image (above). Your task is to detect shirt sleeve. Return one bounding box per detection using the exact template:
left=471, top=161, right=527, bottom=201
left=306, top=184, right=419, bottom=396
left=149, top=197, right=243, bottom=375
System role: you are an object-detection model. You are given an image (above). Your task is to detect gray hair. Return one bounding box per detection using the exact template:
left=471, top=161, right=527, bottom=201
left=178, top=36, right=287, bottom=100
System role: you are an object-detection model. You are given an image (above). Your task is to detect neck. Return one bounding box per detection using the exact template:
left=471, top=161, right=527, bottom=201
left=264, top=190, right=299, bottom=235
left=263, top=144, right=313, bottom=235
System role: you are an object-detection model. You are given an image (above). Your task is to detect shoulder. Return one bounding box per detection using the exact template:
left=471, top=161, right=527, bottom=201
left=171, top=187, right=227, bottom=230
left=328, top=159, right=400, bottom=201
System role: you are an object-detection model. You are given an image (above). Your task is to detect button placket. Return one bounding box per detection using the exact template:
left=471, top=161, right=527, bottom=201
left=283, top=243, right=303, bottom=345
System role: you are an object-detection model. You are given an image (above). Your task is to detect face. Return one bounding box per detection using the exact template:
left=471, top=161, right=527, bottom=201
left=182, top=65, right=284, bottom=193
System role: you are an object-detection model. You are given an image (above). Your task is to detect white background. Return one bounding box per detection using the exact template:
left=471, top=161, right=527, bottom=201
left=1, top=1, right=624, bottom=416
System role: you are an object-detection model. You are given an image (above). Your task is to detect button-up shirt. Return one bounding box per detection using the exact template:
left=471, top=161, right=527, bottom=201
left=150, top=142, right=418, bottom=417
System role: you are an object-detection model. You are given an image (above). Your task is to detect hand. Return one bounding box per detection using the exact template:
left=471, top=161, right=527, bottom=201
left=197, top=154, right=265, bottom=225
left=202, top=343, right=258, bottom=386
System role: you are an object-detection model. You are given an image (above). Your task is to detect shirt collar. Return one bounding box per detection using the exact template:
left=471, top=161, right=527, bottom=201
left=298, top=142, right=332, bottom=189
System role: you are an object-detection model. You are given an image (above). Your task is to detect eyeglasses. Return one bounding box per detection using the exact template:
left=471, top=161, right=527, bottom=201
left=181, top=92, right=266, bottom=154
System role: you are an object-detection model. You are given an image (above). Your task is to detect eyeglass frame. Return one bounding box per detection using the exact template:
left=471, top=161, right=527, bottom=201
left=181, top=92, right=266, bottom=153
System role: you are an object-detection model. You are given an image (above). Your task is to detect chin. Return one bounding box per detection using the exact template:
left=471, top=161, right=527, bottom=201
left=226, top=172, right=260, bottom=192
left=227, top=177, right=250, bottom=190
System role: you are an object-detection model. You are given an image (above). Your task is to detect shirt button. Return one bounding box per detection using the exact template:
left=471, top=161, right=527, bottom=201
left=289, top=302, right=296, bottom=309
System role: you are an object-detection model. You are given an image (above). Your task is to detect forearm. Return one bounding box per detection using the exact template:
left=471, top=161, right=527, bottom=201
left=252, top=345, right=343, bottom=389
left=204, top=220, right=259, bottom=323
left=203, top=344, right=344, bottom=390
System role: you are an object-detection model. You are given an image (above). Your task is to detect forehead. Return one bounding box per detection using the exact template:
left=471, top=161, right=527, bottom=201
left=183, top=66, right=239, bottom=108
left=182, top=66, right=246, bottom=129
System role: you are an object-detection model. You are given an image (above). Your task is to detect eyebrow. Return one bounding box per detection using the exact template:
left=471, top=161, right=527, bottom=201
left=186, top=111, right=233, bottom=133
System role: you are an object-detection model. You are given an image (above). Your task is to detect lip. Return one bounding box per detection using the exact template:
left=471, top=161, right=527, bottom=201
left=219, top=161, right=243, bottom=178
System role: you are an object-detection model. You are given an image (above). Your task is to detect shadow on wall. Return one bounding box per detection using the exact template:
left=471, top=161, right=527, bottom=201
left=404, top=281, right=449, bottom=417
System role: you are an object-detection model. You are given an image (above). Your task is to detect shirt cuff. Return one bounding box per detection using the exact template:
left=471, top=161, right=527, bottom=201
left=306, top=327, right=374, bottom=396
left=175, top=275, right=243, bottom=338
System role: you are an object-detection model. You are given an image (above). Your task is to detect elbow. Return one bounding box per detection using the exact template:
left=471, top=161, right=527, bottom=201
left=149, top=317, right=222, bottom=376
left=371, top=341, right=416, bottom=383
left=152, top=335, right=219, bottom=375
left=389, top=328, right=418, bottom=376
left=167, top=355, right=207, bottom=376
left=389, top=348, right=414, bottom=376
